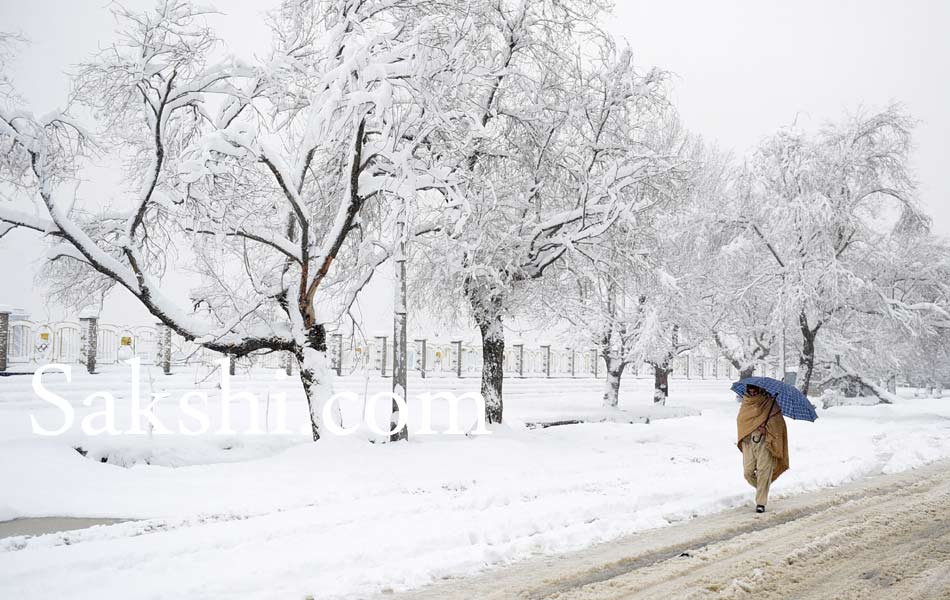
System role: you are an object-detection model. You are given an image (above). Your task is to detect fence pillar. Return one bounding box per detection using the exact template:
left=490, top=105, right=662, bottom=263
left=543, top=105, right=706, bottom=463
left=569, top=348, right=575, bottom=378
left=375, top=336, right=388, bottom=376
left=783, top=367, right=797, bottom=387
left=415, top=339, right=427, bottom=378
left=886, top=374, right=897, bottom=394
left=513, top=343, right=524, bottom=378
left=79, top=316, right=98, bottom=374
left=156, top=322, right=171, bottom=374
left=332, top=333, right=343, bottom=376
left=541, top=345, right=551, bottom=378
left=452, top=340, right=462, bottom=378
left=0, top=311, right=9, bottom=373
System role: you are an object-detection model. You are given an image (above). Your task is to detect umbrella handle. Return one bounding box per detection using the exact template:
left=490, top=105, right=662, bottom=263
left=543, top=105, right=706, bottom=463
left=759, top=397, right=778, bottom=431
left=749, top=398, right=777, bottom=445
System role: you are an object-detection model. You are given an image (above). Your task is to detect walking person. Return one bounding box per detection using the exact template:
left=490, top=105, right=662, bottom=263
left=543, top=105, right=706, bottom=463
left=736, top=384, right=789, bottom=513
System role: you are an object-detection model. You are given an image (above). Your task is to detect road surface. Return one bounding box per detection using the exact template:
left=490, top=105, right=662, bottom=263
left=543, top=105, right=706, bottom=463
left=0, top=517, right=127, bottom=540
left=397, top=460, right=950, bottom=599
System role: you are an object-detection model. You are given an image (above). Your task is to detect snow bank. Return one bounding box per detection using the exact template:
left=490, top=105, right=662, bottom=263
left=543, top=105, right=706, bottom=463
left=0, top=369, right=949, bottom=599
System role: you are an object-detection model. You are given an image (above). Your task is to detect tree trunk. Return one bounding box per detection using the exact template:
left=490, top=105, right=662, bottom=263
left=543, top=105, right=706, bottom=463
left=841, top=377, right=865, bottom=398
left=468, top=289, right=504, bottom=424
left=390, top=197, right=409, bottom=442
left=296, top=323, right=339, bottom=442
left=886, top=374, right=897, bottom=395
left=739, top=365, right=755, bottom=380
left=797, top=312, right=821, bottom=396
left=653, top=362, right=671, bottom=405
left=798, top=339, right=816, bottom=396
left=602, top=359, right=627, bottom=408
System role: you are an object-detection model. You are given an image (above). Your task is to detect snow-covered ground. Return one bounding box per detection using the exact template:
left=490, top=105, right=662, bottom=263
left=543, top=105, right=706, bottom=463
left=1, top=366, right=949, bottom=599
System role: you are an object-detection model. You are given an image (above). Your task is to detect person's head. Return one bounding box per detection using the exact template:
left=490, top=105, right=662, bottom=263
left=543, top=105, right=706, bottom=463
left=746, top=384, right=763, bottom=397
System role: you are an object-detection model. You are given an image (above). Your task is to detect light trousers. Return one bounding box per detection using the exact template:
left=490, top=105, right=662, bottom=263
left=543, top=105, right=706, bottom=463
left=741, top=432, right=774, bottom=506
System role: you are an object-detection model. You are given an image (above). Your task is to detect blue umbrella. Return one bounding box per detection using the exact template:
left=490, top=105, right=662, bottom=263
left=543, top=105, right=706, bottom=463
left=731, top=376, right=819, bottom=422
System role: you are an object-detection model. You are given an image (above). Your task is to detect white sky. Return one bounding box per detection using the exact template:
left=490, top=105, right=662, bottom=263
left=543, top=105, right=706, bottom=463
left=1, top=0, right=948, bottom=324
left=604, top=0, right=949, bottom=234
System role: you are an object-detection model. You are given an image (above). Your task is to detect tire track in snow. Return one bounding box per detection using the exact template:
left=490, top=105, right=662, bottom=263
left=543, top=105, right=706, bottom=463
left=395, top=459, right=950, bottom=599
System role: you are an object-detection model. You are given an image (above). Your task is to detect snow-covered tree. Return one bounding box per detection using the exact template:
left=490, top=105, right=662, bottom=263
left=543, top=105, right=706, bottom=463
left=887, top=235, right=950, bottom=393
left=741, top=106, right=927, bottom=395
left=0, top=0, right=461, bottom=440
left=638, top=288, right=704, bottom=405
left=620, top=140, right=718, bottom=406
left=815, top=230, right=950, bottom=400
left=541, top=129, right=706, bottom=408
left=695, top=165, right=787, bottom=381
left=414, top=7, right=675, bottom=422
left=542, top=219, right=650, bottom=408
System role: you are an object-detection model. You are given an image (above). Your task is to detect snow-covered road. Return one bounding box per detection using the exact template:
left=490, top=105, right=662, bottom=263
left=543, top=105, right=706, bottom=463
left=398, top=458, right=950, bottom=599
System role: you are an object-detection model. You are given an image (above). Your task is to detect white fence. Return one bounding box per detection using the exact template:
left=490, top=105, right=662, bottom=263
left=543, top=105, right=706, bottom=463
left=8, top=320, right=161, bottom=366
left=0, top=317, right=788, bottom=381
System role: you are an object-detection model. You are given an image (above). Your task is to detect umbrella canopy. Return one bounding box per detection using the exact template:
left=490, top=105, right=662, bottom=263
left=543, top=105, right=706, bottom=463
left=731, top=376, right=819, bottom=422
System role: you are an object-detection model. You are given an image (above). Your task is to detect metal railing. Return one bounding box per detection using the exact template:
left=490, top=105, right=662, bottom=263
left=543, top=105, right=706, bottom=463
left=2, top=317, right=780, bottom=380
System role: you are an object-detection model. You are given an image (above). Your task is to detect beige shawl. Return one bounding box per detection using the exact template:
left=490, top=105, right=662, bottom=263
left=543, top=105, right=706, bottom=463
left=736, top=393, right=790, bottom=482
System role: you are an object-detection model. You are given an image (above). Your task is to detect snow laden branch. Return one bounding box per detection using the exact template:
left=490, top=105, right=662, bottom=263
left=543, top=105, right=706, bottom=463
left=0, top=3, right=289, bottom=358
left=731, top=106, right=942, bottom=395
left=0, top=0, right=469, bottom=441
left=412, top=6, right=680, bottom=422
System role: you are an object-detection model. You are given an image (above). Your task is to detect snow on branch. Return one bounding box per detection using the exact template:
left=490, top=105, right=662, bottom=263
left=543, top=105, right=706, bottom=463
left=0, top=206, right=60, bottom=236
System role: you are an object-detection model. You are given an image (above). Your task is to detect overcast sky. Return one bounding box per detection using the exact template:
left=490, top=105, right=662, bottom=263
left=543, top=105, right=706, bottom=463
left=603, top=0, right=949, bottom=235
left=1, top=0, right=947, bottom=323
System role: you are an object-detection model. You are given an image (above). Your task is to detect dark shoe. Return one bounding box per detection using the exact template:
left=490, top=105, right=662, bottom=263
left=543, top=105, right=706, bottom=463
left=756, top=505, right=766, bottom=513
